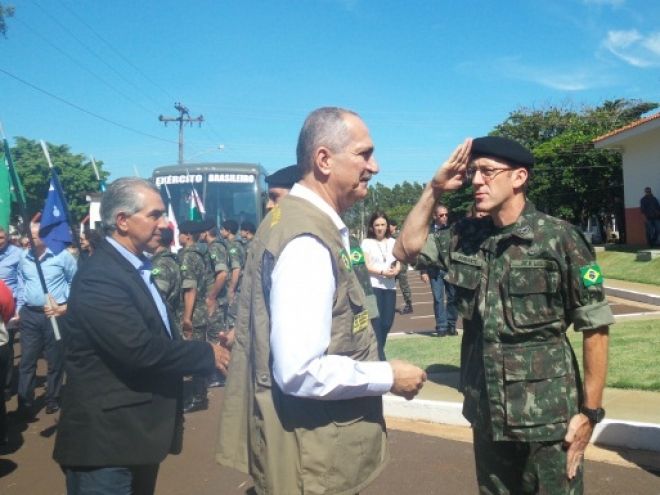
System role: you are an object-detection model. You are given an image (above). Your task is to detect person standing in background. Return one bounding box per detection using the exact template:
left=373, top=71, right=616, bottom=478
left=0, top=279, right=15, bottom=443
left=362, top=210, right=400, bottom=359
left=640, top=187, right=660, bottom=247
left=419, top=204, right=457, bottom=337
left=17, top=223, right=77, bottom=417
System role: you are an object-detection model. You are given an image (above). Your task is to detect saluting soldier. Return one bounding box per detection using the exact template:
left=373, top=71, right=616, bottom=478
left=395, top=136, right=613, bottom=494
left=177, top=220, right=211, bottom=413
left=150, top=227, right=181, bottom=335
left=219, top=220, right=244, bottom=331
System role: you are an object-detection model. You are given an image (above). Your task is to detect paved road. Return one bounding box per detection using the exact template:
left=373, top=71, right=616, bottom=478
left=2, top=386, right=658, bottom=495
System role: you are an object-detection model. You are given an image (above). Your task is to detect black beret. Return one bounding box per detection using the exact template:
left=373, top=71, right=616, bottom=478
left=178, top=220, right=207, bottom=235
left=265, top=164, right=301, bottom=188
left=471, top=136, right=534, bottom=168
left=200, top=218, right=215, bottom=232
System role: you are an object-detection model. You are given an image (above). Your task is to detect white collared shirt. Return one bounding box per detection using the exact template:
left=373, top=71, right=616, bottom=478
left=269, top=184, right=393, bottom=400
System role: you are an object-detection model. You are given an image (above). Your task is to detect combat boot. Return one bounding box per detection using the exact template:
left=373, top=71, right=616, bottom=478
left=400, top=303, right=413, bottom=314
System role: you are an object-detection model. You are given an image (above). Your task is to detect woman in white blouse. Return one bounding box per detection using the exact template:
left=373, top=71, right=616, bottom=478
left=361, top=211, right=400, bottom=359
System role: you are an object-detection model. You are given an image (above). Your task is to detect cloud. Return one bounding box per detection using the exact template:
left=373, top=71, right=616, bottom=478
left=603, top=29, right=660, bottom=67
left=496, top=57, right=610, bottom=91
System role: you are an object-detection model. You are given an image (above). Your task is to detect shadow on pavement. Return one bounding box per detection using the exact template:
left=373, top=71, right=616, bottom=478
left=0, top=459, right=17, bottom=478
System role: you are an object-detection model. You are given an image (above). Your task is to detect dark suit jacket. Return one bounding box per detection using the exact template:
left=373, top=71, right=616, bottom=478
left=53, top=239, right=215, bottom=467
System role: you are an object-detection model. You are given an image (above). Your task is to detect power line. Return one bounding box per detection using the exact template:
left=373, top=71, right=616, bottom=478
left=56, top=0, right=176, bottom=106
left=13, top=15, right=157, bottom=118
left=0, top=67, right=177, bottom=144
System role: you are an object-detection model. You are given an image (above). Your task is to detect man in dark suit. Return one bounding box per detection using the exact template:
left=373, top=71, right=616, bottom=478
left=53, top=177, right=230, bottom=495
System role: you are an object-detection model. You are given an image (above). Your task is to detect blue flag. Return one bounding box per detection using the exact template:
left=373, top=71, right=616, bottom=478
left=39, top=175, right=72, bottom=254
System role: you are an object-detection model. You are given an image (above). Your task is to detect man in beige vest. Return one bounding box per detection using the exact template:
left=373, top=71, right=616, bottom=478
left=217, top=107, right=427, bottom=495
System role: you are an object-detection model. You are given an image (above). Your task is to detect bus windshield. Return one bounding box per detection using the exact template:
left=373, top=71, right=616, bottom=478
left=156, top=173, right=261, bottom=227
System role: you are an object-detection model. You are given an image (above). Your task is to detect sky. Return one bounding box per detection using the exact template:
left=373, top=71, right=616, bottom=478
left=1, top=0, right=659, bottom=186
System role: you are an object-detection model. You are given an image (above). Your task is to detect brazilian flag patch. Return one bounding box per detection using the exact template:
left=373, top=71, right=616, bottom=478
left=152, top=267, right=161, bottom=276
left=339, top=249, right=352, bottom=272
left=350, top=247, right=365, bottom=266
left=580, top=264, right=603, bottom=287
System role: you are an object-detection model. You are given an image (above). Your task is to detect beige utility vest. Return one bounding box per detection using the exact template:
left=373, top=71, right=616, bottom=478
left=216, top=194, right=388, bottom=495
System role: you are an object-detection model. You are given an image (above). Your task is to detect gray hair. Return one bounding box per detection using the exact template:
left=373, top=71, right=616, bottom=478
left=101, top=177, right=160, bottom=234
left=296, top=107, right=359, bottom=175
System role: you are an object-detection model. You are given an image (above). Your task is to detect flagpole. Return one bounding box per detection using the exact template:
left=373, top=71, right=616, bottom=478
left=90, top=155, right=106, bottom=192
left=0, top=125, right=61, bottom=340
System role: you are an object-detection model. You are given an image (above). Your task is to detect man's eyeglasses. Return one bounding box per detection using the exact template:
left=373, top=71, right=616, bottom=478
left=465, top=166, right=513, bottom=183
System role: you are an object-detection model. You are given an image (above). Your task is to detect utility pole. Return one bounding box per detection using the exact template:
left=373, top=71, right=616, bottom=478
left=159, top=102, right=204, bottom=165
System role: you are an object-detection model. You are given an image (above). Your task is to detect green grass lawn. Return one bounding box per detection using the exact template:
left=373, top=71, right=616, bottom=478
left=386, top=319, right=660, bottom=391
left=597, top=250, right=660, bottom=286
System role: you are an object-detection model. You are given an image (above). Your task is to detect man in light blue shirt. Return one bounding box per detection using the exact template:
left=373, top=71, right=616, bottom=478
left=17, top=223, right=77, bottom=417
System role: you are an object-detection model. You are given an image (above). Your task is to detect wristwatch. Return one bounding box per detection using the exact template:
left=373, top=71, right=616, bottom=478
left=581, top=406, right=606, bottom=423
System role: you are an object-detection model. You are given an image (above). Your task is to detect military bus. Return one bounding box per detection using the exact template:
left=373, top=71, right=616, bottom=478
left=152, top=162, right=268, bottom=228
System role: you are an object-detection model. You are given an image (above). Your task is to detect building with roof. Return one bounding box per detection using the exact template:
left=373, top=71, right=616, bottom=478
left=594, top=112, right=660, bottom=246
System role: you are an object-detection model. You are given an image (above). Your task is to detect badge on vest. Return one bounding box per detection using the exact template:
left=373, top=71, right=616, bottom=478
left=339, top=249, right=352, bottom=272
left=352, top=310, right=369, bottom=334
left=270, top=205, right=282, bottom=226
left=350, top=246, right=365, bottom=266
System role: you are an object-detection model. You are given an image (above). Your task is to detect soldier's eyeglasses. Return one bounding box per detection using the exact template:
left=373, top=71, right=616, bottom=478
left=465, top=166, right=513, bottom=183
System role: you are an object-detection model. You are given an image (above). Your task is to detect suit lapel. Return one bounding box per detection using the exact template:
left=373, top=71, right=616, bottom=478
left=99, top=240, right=173, bottom=339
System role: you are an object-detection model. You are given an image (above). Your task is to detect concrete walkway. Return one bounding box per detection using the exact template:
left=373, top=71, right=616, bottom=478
left=385, top=276, right=660, bottom=453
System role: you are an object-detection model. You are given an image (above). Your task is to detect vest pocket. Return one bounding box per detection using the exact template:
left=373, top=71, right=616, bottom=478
left=508, top=263, right=562, bottom=329
left=503, top=343, right=569, bottom=427
left=445, top=261, right=481, bottom=319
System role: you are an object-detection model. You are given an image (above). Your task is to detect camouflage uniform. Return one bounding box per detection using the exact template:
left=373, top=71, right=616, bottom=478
left=151, top=249, right=182, bottom=336
left=207, top=239, right=229, bottom=343
left=418, top=201, right=614, bottom=494
left=177, top=244, right=210, bottom=401
left=225, top=238, right=245, bottom=329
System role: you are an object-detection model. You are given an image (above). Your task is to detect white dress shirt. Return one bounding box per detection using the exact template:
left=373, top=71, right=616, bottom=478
left=361, top=237, right=397, bottom=290
left=270, top=183, right=393, bottom=400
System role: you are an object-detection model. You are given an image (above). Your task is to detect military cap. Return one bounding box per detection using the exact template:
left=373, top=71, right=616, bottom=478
left=178, top=220, right=207, bottom=235
left=201, top=218, right=215, bottom=232
left=265, top=164, right=301, bottom=188
left=471, top=136, right=534, bottom=168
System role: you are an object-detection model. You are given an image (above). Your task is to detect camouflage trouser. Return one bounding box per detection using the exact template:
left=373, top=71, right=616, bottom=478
left=226, top=293, right=239, bottom=329
left=190, top=322, right=209, bottom=400
left=396, top=263, right=412, bottom=305
left=473, top=427, right=583, bottom=495
left=207, top=303, right=228, bottom=344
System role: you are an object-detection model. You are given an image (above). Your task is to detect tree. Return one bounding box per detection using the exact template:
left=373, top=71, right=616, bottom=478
left=491, top=99, right=657, bottom=240
left=0, top=3, right=14, bottom=38
left=6, top=137, right=110, bottom=225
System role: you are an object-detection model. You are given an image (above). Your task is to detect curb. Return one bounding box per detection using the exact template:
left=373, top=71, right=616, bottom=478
left=383, top=396, right=660, bottom=453
left=605, top=285, right=660, bottom=306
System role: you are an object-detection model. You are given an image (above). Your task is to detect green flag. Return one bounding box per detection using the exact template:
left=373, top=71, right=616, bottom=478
left=0, top=154, right=9, bottom=229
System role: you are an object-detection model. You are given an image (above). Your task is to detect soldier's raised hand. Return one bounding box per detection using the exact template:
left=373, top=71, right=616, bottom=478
left=431, top=138, right=472, bottom=193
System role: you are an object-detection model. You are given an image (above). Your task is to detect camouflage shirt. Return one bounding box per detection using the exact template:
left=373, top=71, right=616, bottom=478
left=151, top=249, right=181, bottom=315
left=177, top=244, right=209, bottom=329
left=225, top=238, right=245, bottom=291
left=418, top=201, right=614, bottom=442
left=207, top=239, right=229, bottom=302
